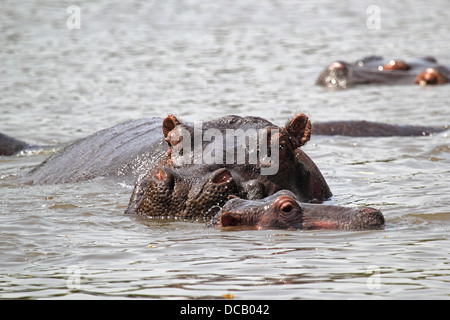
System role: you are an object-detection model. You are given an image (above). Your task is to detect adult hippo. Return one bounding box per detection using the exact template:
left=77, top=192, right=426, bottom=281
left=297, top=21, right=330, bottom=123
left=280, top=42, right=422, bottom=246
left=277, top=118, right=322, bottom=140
left=125, top=113, right=331, bottom=219
left=316, top=56, right=450, bottom=89
left=207, top=190, right=385, bottom=230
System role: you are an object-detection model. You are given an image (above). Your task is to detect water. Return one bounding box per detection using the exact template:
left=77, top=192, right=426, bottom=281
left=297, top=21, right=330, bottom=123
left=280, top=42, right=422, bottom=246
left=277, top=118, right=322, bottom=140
left=1, top=0, right=449, bottom=299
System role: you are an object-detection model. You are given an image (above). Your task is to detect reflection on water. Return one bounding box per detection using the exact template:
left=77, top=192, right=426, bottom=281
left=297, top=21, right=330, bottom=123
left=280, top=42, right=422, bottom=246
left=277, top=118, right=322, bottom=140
left=1, top=0, right=450, bottom=299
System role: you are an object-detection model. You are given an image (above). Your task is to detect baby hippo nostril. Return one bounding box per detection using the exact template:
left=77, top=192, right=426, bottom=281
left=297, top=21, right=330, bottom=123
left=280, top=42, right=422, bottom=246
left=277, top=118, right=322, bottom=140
left=220, top=213, right=240, bottom=227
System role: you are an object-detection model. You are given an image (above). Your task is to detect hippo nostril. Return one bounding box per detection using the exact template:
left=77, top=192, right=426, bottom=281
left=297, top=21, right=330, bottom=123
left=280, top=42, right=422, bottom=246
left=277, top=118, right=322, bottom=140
left=211, top=168, right=233, bottom=184
left=152, top=168, right=175, bottom=190
left=182, top=168, right=237, bottom=219
left=154, top=169, right=166, bottom=181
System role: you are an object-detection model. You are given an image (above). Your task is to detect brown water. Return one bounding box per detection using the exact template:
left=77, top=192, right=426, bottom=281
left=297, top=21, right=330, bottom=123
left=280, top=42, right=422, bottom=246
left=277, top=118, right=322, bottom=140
left=1, top=0, right=449, bottom=299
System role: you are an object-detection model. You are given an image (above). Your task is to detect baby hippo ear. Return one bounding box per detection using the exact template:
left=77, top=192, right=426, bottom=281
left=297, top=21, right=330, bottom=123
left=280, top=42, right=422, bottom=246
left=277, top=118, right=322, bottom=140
left=283, top=113, right=311, bottom=148
left=162, top=115, right=181, bottom=138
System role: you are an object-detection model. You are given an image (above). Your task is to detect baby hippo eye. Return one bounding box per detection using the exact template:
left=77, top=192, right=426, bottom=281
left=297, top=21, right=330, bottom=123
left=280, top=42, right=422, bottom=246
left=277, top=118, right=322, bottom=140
left=273, top=195, right=301, bottom=220
left=267, top=194, right=303, bottom=229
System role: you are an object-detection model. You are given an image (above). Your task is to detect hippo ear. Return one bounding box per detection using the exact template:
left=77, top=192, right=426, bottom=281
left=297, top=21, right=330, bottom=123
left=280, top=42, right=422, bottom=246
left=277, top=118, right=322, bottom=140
left=283, top=113, right=311, bottom=148
left=162, top=115, right=181, bottom=138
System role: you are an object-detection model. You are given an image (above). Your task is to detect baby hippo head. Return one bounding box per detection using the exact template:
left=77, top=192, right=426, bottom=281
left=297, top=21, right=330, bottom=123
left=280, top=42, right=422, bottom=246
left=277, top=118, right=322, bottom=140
left=209, top=190, right=385, bottom=230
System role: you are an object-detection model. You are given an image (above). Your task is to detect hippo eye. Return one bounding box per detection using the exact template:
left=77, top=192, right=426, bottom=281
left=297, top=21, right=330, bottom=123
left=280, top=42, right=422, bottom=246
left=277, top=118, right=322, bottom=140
left=279, top=201, right=298, bottom=217
left=273, top=195, right=300, bottom=220
left=280, top=202, right=293, bottom=213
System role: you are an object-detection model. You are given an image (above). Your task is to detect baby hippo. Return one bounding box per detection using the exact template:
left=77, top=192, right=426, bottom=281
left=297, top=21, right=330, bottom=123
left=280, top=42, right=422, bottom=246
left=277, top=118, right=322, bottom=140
left=208, top=190, right=384, bottom=230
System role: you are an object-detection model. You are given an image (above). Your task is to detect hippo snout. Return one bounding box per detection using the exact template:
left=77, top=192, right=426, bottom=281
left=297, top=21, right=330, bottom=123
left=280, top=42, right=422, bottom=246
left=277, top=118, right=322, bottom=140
left=127, top=166, right=238, bottom=218
left=303, top=204, right=384, bottom=230
left=288, top=202, right=385, bottom=230
left=134, top=167, right=188, bottom=217
left=357, top=207, right=385, bottom=228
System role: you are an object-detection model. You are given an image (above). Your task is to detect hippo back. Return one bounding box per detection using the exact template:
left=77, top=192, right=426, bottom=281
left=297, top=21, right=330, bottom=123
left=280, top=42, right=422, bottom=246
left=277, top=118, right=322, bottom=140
left=25, top=118, right=166, bottom=185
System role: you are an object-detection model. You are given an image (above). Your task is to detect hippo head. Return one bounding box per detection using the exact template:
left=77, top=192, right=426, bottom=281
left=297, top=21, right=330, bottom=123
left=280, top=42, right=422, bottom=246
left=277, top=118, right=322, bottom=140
left=315, top=61, right=351, bottom=89
left=125, top=113, right=331, bottom=219
left=208, top=190, right=385, bottom=230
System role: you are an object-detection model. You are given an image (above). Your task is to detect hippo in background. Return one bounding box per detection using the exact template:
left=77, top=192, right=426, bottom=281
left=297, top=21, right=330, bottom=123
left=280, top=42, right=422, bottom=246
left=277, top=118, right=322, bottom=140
left=312, top=120, right=448, bottom=137
left=316, top=56, right=450, bottom=89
